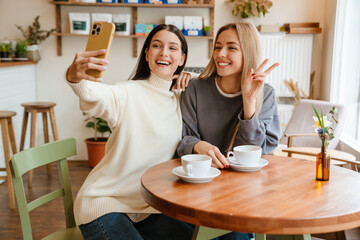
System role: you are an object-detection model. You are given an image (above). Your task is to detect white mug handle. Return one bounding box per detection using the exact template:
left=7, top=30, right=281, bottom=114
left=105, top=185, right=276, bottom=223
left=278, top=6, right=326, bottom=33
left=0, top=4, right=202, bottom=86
left=227, top=151, right=234, bottom=160
left=185, top=164, right=193, bottom=177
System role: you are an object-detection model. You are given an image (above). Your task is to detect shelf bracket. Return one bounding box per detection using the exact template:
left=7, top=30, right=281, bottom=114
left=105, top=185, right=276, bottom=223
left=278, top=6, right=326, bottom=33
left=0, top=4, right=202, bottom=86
left=208, top=7, right=214, bottom=58
left=55, top=5, right=62, bottom=56
left=132, top=7, right=138, bottom=58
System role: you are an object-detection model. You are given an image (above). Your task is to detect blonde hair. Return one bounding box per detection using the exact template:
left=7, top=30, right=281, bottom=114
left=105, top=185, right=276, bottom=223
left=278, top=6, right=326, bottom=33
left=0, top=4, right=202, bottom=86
left=200, top=22, right=264, bottom=153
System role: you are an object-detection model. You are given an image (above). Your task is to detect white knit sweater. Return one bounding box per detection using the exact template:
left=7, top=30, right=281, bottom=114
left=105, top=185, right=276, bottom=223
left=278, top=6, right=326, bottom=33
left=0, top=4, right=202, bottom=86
left=68, top=73, right=182, bottom=225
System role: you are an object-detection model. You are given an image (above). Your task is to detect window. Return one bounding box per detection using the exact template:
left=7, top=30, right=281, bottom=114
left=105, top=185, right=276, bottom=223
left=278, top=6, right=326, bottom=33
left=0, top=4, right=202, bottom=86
left=331, top=0, right=360, bottom=147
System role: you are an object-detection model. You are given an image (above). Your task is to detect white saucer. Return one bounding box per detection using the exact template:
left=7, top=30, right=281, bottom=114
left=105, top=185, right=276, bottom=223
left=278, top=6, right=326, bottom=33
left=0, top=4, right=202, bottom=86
left=228, top=157, right=268, bottom=172
left=172, top=166, right=221, bottom=183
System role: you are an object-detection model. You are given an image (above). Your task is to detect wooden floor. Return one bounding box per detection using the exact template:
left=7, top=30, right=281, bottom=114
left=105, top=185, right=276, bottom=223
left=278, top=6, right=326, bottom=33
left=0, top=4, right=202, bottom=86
left=0, top=161, right=90, bottom=239
left=0, top=161, right=359, bottom=240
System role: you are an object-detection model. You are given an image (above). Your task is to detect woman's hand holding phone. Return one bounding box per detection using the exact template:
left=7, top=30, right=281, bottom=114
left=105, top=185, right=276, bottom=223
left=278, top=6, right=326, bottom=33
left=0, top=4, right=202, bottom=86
left=66, top=49, right=108, bottom=83
left=67, top=22, right=115, bottom=84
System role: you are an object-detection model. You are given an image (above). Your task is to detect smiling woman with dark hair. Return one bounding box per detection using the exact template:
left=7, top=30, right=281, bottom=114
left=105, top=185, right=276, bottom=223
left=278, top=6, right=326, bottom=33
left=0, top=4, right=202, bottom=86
left=65, top=24, right=193, bottom=240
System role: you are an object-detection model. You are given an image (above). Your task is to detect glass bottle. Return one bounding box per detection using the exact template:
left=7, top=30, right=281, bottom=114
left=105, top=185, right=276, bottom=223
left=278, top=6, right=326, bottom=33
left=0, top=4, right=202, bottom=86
left=316, top=145, right=330, bottom=181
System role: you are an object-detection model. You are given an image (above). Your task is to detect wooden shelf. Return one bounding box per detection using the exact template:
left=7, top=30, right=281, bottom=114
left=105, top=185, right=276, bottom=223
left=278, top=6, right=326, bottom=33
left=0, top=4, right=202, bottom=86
left=53, top=32, right=213, bottom=39
left=0, top=61, right=36, bottom=68
left=51, top=0, right=214, bottom=57
left=51, top=1, right=214, bottom=8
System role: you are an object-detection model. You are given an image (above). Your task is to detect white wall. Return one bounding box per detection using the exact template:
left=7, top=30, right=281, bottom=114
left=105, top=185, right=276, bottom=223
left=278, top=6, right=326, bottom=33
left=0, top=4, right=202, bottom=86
left=320, top=0, right=337, bottom=101
left=0, top=0, right=330, bottom=160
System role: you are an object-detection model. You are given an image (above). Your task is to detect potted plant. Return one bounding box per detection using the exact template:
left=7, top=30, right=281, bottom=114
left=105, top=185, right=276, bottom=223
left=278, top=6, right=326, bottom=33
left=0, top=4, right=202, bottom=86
left=228, top=0, right=273, bottom=18
left=14, top=39, right=28, bottom=61
left=0, top=42, right=13, bottom=62
left=15, top=16, right=57, bottom=62
left=83, top=113, right=112, bottom=167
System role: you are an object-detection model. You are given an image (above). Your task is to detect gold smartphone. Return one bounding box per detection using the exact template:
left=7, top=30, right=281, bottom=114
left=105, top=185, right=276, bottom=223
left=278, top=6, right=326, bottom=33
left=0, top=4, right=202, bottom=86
left=85, top=22, right=115, bottom=78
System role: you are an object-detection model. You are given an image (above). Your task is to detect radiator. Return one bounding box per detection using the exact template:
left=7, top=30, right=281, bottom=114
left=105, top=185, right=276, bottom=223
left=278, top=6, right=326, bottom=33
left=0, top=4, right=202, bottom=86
left=260, top=33, right=313, bottom=97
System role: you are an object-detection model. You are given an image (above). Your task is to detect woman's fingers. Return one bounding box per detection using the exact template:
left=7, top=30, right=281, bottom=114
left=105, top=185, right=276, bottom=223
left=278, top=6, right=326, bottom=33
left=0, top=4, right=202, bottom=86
left=81, top=62, right=107, bottom=73
left=193, top=141, right=228, bottom=169
left=264, top=62, right=280, bottom=75
left=209, top=151, right=224, bottom=169
left=256, top=59, right=270, bottom=73
left=76, top=56, right=109, bottom=67
left=174, top=72, right=191, bottom=91
left=255, top=59, right=279, bottom=76
left=215, top=150, right=229, bottom=169
left=184, top=73, right=191, bottom=88
left=80, top=49, right=107, bottom=58
left=208, top=148, right=228, bottom=169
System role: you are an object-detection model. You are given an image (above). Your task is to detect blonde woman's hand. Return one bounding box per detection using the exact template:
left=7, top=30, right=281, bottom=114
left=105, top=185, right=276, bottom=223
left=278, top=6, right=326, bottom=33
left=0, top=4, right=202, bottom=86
left=242, top=59, right=279, bottom=119
left=172, top=72, right=191, bottom=91
left=193, top=141, right=229, bottom=169
left=242, top=59, right=280, bottom=103
left=66, top=49, right=109, bottom=83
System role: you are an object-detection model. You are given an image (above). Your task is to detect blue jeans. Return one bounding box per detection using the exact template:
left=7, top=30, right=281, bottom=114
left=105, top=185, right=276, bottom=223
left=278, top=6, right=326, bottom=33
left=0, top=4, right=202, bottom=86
left=212, top=232, right=254, bottom=240
left=79, top=212, right=253, bottom=240
left=79, top=212, right=194, bottom=240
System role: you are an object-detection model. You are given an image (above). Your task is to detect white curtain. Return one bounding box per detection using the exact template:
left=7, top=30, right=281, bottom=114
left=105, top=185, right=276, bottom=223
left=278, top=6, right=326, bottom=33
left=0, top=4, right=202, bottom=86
left=331, top=0, right=360, bottom=146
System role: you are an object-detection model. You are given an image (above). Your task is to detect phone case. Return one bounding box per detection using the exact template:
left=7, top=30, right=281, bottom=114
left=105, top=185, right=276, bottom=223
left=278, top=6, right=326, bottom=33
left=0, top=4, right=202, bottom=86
left=85, top=22, right=115, bottom=78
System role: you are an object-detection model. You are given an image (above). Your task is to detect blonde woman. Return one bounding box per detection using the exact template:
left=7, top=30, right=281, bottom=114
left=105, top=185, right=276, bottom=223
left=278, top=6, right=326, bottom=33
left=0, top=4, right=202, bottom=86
left=177, top=22, right=280, bottom=171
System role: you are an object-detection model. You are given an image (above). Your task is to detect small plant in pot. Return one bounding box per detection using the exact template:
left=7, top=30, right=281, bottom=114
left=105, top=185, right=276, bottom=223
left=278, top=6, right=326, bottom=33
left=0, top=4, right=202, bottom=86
left=83, top=113, right=112, bottom=167
left=0, top=42, right=13, bottom=62
left=15, top=16, right=57, bottom=62
left=14, top=39, right=28, bottom=61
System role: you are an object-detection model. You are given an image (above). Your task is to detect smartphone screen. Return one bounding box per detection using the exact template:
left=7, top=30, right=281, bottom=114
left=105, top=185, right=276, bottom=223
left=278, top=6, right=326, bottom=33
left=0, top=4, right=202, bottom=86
left=85, top=22, right=115, bottom=78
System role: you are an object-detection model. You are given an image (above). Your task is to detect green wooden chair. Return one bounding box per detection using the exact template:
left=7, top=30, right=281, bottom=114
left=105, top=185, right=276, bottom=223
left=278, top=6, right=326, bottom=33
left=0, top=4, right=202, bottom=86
left=10, top=138, right=84, bottom=240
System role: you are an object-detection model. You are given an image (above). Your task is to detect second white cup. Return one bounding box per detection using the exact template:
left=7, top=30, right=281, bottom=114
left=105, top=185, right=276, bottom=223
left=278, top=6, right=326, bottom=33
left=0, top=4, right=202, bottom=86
left=227, top=145, right=262, bottom=166
left=181, top=154, right=212, bottom=178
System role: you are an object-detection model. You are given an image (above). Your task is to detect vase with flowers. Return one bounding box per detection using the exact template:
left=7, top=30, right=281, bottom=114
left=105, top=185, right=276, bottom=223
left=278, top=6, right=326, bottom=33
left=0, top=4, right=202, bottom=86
left=312, top=105, right=338, bottom=181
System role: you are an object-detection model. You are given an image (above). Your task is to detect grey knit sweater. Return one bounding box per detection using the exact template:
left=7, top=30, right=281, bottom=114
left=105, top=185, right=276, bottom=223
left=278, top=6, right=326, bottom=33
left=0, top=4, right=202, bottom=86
left=177, top=75, right=280, bottom=156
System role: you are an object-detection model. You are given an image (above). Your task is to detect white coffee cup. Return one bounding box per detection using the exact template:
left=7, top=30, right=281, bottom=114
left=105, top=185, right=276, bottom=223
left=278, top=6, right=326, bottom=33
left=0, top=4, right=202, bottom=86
left=227, top=145, right=262, bottom=166
left=181, top=154, right=212, bottom=178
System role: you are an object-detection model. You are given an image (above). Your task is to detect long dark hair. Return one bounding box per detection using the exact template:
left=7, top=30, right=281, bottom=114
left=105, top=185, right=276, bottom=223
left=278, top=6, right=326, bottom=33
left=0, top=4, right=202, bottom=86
left=131, top=24, right=188, bottom=80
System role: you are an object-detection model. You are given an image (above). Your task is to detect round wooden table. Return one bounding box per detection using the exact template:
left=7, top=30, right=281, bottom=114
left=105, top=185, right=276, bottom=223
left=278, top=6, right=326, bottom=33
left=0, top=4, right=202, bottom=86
left=141, top=155, right=360, bottom=235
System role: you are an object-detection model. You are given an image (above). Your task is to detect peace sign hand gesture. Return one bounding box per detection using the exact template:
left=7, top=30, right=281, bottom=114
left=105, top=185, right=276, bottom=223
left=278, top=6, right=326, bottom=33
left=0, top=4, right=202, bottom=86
left=242, top=59, right=279, bottom=119
left=242, top=59, right=279, bottom=103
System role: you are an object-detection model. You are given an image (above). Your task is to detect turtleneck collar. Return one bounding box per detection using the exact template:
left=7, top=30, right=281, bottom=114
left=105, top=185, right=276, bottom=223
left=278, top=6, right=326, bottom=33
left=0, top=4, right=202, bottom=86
left=148, top=72, right=173, bottom=91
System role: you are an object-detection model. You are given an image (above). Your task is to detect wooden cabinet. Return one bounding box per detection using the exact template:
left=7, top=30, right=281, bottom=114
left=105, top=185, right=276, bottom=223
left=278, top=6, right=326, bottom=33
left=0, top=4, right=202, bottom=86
left=50, top=0, right=214, bottom=57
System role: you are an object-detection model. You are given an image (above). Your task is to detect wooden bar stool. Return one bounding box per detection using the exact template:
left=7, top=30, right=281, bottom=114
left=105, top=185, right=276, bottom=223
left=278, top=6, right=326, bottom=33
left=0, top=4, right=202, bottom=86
left=0, top=111, right=17, bottom=209
left=19, top=102, right=59, bottom=187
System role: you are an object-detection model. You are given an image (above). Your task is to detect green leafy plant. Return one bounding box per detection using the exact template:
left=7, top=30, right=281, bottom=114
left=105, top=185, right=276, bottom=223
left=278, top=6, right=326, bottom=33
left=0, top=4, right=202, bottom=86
left=83, top=113, right=112, bottom=141
left=312, top=106, right=338, bottom=147
left=15, top=39, right=28, bottom=58
left=16, top=16, right=57, bottom=45
left=228, top=0, right=273, bottom=18
left=0, top=42, right=13, bottom=53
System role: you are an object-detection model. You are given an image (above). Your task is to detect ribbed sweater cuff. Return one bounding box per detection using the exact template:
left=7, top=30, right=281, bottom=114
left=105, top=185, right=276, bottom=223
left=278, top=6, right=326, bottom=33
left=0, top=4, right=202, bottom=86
left=67, top=80, right=99, bottom=100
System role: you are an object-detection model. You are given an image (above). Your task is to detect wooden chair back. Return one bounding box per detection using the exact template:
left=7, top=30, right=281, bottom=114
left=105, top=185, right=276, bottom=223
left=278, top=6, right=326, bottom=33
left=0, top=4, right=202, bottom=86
left=10, top=138, right=80, bottom=240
